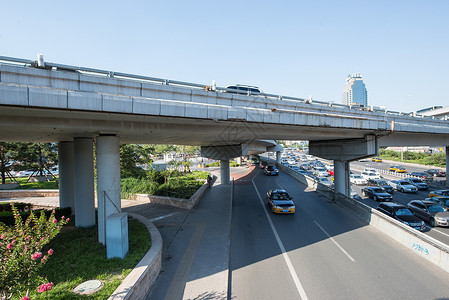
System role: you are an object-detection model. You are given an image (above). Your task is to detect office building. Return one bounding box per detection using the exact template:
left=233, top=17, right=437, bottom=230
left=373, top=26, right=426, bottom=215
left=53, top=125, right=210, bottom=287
left=342, top=73, right=368, bottom=106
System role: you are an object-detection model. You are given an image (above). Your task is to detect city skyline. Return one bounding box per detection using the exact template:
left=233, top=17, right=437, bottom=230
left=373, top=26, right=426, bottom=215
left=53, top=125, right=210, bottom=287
left=0, top=1, right=448, bottom=113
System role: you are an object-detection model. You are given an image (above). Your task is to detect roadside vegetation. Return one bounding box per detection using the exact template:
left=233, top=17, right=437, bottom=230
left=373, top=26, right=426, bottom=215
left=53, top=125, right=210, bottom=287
left=379, top=149, right=446, bottom=168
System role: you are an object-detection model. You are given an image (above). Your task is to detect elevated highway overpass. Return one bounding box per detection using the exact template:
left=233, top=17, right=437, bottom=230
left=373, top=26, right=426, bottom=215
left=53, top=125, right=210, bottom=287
left=1, top=55, right=448, bottom=256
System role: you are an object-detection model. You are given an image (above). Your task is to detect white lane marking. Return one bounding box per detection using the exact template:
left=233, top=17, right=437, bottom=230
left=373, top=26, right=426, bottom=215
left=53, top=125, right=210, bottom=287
left=252, top=179, right=309, bottom=300
left=314, top=220, right=356, bottom=262
left=429, top=227, right=449, bottom=238
left=149, top=212, right=180, bottom=222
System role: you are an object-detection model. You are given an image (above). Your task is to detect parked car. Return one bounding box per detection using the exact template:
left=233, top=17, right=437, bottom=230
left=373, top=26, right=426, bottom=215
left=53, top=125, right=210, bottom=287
left=429, top=190, right=449, bottom=198
left=15, top=170, right=36, bottom=177
left=402, top=178, right=428, bottom=190
left=426, top=169, right=446, bottom=177
left=388, top=165, right=406, bottom=173
left=376, top=202, right=425, bottom=231
left=350, top=174, right=368, bottom=185
left=363, top=168, right=380, bottom=176
left=427, top=196, right=449, bottom=210
left=361, top=186, right=393, bottom=202
left=317, top=177, right=333, bottom=188
left=313, top=167, right=329, bottom=177
left=361, top=171, right=381, bottom=180
left=388, top=180, right=418, bottom=193
left=371, top=157, right=382, bottom=162
left=367, top=179, right=394, bottom=193
left=407, top=200, right=449, bottom=227
left=264, top=165, right=279, bottom=176
left=409, top=172, right=433, bottom=182
left=290, top=165, right=301, bottom=172
left=266, top=189, right=295, bottom=214
left=350, top=188, right=359, bottom=199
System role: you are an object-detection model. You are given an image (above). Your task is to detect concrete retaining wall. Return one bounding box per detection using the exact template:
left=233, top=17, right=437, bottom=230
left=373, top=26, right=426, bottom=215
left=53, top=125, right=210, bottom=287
left=0, top=189, right=59, bottom=198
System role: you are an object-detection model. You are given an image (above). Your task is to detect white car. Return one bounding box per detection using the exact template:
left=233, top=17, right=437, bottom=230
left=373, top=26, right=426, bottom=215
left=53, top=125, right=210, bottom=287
left=363, top=168, right=380, bottom=176
left=361, top=171, right=381, bottom=180
left=313, top=167, right=329, bottom=177
left=350, top=174, right=368, bottom=185
left=318, top=177, right=333, bottom=188
left=388, top=180, right=418, bottom=193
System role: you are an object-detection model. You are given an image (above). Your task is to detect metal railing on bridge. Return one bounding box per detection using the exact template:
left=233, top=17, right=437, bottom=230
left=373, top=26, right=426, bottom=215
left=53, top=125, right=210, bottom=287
left=0, top=55, right=446, bottom=121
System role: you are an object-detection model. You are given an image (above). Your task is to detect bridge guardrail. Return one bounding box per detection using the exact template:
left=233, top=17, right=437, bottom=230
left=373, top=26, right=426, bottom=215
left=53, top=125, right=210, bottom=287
left=1, top=55, right=447, bottom=121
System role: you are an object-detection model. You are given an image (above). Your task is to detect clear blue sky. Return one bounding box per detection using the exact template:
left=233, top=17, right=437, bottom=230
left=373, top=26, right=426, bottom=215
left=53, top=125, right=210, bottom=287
left=1, top=0, right=447, bottom=112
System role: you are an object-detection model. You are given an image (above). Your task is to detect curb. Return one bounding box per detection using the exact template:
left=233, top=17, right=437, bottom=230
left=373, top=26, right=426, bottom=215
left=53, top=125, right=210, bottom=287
left=108, top=213, right=163, bottom=300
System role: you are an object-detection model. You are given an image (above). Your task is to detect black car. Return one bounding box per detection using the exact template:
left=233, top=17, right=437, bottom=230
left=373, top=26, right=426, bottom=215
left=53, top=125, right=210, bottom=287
left=264, top=165, right=279, bottom=176
left=361, top=186, right=393, bottom=202
left=376, top=202, right=425, bottom=231
left=409, top=172, right=433, bottom=182
left=407, top=200, right=449, bottom=227
left=426, top=169, right=446, bottom=177
left=367, top=179, right=394, bottom=193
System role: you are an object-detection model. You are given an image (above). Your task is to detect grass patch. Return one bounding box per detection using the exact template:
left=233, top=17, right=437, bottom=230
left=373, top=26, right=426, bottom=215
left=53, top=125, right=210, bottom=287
left=19, top=217, right=150, bottom=300
left=2, top=177, right=58, bottom=189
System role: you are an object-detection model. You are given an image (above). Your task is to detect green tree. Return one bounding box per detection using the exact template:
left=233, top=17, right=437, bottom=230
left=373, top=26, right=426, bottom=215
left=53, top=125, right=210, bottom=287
left=120, top=144, right=153, bottom=178
left=0, top=143, right=18, bottom=184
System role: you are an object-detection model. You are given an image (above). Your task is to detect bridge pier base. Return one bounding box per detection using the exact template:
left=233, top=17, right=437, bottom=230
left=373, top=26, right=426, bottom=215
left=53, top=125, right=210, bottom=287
left=96, top=135, right=122, bottom=246
left=73, top=138, right=95, bottom=228
left=276, top=151, right=281, bottom=164
left=58, top=141, right=74, bottom=210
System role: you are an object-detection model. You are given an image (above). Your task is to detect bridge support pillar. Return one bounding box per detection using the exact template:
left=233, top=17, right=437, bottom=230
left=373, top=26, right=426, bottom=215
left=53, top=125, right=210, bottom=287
left=334, top=160, right=350, bottom=197
left=446, top=146, right=449, bottom=186
left=220, top=160, right=230, bottom=185
left=96, top=135, right=122, bottom=245
left=73, top=138, right=95, bottom=228
left=276, top=151, right=281, bottom=164
left=58, top=141, right=74, bottom=210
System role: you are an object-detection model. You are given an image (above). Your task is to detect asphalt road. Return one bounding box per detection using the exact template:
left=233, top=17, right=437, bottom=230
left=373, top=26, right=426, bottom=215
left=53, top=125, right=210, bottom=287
left=229, top=169, right=449, bottom=300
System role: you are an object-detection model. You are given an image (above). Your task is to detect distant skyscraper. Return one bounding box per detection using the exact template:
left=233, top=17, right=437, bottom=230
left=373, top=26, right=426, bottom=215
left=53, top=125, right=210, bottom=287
left=342, top=73, right=367, bottom=106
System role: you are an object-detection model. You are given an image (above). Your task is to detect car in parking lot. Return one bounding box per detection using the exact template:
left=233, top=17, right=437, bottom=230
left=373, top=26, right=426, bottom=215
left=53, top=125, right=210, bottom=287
left=15, top=170, right=36, bottom=177
left=426, top=169, right=446, bottom=177
left=367, top=179, right=394, bottom=193
left=264, top=165, right=279, bottom=176
left=388, top=165, right=406, bottom=173
left=402, top=178, right=428, bottom=190
left=371, top=157, right=382, bottom=162
left=409, top=172, right=433, bottom=182
left=361, top=171, right=381, bottom=180
left=266, top=189, right=295, bottom=214
left=317, top=177, right=333, bottom=188
left=290, top=165, right=301, bottom=172
left=350, top=174, right=368, bottom=185
left=313, top=167, right=329, bottom=177
left=388, top=180, right=418, bottom=193
left=429, top=190, right=449, bottom=198
left=361, top=186, right=393, bottom=202
left=376, top=202, right=425, bottom=231
left=427, top=196, right=449, bottom=210
left=407, top=200, right=449, bottom=227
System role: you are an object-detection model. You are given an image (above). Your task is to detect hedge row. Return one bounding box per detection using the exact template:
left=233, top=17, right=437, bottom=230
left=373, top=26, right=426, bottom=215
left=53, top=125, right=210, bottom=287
left=0, top=205, right=72, bottom=226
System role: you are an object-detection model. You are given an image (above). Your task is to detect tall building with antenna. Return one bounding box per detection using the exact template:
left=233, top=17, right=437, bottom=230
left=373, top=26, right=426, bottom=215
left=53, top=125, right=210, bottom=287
left=342, top=73, right=367, bottom=106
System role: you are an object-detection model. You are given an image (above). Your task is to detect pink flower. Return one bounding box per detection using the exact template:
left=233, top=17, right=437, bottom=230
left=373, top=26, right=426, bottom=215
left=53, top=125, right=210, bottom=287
left=37, top=282, right=53, bottom=293
left=0, top=234, right=5, bottom=239
left=61, top=216, right=65, bottom=219
left=48, top=249, right=54, bottom=255
left=22, top=297, right=30, bottom=300
left=52, top=218, right=57, bottom=224
left=31, top=252, right=43, bottom=260
left=6, top=243, right=13, bottom=250
left=66, top=218, right=70, bottom=222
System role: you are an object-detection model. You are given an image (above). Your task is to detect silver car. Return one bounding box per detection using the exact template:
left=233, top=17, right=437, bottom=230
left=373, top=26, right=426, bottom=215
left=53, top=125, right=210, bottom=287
left=388, top=180, right=418, bottom=193
left=407, top=200, right=449, bottom=227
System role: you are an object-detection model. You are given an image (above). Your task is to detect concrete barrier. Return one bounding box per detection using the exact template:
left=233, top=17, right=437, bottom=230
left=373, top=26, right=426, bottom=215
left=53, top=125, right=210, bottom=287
left=262, top=157, right=449, bottom=274
left=0, top=189, right=59, bottom=198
